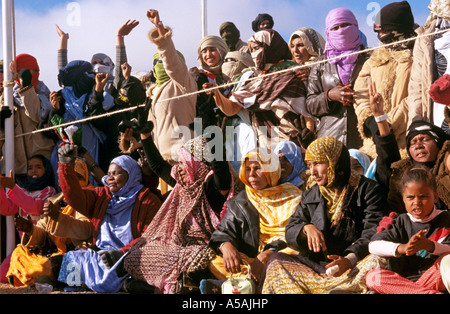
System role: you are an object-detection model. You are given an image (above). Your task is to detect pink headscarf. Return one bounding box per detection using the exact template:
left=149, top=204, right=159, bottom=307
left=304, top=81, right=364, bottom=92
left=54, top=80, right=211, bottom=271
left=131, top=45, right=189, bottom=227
left=324, top=8, right=362, bottom=84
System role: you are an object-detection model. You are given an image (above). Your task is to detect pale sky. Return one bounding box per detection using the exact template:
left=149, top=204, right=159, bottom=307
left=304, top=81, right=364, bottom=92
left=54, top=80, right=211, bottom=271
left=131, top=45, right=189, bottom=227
left=1, top=0, right=431, bottom=91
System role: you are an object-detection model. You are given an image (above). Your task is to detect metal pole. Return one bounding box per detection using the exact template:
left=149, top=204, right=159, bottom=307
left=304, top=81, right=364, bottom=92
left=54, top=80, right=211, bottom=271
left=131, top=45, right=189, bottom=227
left=201, top=0, right=207, bottom=38
left=2, top=0, right=16, bottom=256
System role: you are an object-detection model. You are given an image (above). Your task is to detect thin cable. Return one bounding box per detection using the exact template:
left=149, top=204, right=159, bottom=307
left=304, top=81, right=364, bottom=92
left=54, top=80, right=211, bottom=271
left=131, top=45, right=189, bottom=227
left=4, top=27, right=450, bottom=141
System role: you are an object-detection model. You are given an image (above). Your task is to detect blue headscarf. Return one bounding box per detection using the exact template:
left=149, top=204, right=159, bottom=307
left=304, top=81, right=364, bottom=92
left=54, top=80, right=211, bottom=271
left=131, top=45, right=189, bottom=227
left=349, top=149, right=371, bottom=177
left=98, top=155, right=144, bottom=250
left=274, top=141, right=308, bottom=187
left=58, top=60, right=95, bottom=98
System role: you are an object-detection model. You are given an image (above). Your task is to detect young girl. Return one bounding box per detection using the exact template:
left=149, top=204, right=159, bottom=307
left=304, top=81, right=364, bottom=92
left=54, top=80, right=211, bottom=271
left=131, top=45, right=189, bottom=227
left=0, top=155, right=57, bottom=282
left=366, top=164, right=450, bottom=294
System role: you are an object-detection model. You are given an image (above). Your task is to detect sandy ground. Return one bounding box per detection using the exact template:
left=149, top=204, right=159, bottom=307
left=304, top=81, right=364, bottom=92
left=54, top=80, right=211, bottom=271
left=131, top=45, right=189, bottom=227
left=0, top=282, right=100, bottom=294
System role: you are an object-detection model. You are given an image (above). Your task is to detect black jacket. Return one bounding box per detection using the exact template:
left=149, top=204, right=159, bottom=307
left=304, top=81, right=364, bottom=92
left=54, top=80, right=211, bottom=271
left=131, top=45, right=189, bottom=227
left=306, top=50, right=369, bottom=149
left=209, top=190, right=287, bottom=258
left=285, top=176, right=388, bottom=262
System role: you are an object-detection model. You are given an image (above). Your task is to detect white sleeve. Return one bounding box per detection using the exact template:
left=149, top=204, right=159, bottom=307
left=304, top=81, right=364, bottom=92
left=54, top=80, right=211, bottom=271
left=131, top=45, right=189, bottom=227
left=369, top=240, right=401, bottom=257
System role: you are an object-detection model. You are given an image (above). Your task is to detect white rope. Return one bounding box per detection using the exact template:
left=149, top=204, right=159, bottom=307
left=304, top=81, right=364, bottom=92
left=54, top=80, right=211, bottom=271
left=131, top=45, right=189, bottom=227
left=3, top=27, right=450, bottom=141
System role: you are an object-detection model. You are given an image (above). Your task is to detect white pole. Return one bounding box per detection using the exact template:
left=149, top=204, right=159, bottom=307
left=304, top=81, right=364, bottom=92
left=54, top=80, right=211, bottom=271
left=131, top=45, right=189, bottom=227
left=201, top=0, right=207, bottom=38
left=2, top=0, right=16, bottom=256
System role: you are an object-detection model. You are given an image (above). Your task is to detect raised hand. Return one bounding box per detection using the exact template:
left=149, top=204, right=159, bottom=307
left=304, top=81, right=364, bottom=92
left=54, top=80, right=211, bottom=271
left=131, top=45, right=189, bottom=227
left=146, top=9, right=161, bottom=26
left=121, top=62, right=132, bottom=80
left=49, top=91, right=62, bottom=111
left=55, top=24, right=69, bottom=41
left=117, top=19, right=140, bottom=37
left=95, top=73, right=110, bottom=93
left=0, top=170, right=15, bottom=189
left=58, top=143, right=78, bottom=165
left=368, top=81, right=385, bottom=117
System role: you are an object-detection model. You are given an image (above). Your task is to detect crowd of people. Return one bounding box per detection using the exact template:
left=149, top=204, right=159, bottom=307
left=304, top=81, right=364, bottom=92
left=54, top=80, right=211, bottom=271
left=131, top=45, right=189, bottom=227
left=0, top=0, right=450, bottom=294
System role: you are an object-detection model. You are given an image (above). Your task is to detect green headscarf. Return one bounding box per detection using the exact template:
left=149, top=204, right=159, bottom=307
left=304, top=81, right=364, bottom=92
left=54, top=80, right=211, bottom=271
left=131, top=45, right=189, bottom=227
left=220, top=22, right=241, bottom=51
left=152, top=51, right=185, bottom=87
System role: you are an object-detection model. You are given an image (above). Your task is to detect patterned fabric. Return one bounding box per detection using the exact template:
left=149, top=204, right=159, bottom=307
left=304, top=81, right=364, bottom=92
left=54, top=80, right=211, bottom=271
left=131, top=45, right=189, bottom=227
left=230, top=29, right=307, bottom=147
left=366, top=253, right=450, bottom=294
left=124, top=138, right=233, bottom=293
left=182, top=135, right=214, bottom=165
left=261, top=252, right=386, bottom=294
left=305, top=137, right=361, bottom=225
left=239, top=148, right=302, bottom=253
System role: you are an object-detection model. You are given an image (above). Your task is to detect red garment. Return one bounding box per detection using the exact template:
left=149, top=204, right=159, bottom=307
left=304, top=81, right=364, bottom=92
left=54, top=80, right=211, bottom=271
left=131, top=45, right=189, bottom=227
left=429, top=74, right=450, bottom=105
left=58, top=163, right=162, bottom=253
left=366, top=253, right=450, bottom=294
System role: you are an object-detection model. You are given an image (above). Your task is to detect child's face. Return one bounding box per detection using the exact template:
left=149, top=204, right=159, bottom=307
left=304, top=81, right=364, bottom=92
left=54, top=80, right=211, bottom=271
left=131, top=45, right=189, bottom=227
left=402, top=180, right=438, bottom=220
left=27, top=158, right=45, bottom=179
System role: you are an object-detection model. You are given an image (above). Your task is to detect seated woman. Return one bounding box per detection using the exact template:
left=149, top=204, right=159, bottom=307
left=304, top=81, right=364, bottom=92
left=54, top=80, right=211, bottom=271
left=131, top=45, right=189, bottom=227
left=274, top=140, right=309, bottom=189
left=261, top=136, right=388, bottom=294
left=123, top=132, right=232, bottom=294
left=56, top=144, right=162, bottom=293
left=6, top=158, right=94, bottom=288
left=0, top=155, right=57, bottom=283
left=207, top=147, right=302, bottom=288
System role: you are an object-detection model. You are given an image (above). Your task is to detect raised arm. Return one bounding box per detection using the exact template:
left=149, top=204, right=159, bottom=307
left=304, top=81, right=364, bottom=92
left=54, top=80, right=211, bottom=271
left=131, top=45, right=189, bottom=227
left=115, top=19, right=139, bottom=89
left=56, top=24, right=69, bottom=69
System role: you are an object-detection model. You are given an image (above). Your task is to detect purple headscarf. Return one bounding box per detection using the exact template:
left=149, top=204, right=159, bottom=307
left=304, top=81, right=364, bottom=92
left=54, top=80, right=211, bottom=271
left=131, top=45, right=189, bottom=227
left=324, top=8, right=363, bottom=84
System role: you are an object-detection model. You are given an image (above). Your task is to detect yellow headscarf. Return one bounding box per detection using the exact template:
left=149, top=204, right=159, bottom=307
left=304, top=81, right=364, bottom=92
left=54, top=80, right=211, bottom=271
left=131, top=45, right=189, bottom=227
left=239, top=148, right=301, bottom=253
left=305, top=137, right=360, bottom=225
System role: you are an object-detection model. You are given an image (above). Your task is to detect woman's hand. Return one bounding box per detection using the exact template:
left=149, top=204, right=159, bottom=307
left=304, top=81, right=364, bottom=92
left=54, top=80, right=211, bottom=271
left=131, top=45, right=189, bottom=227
left=202, top=82, right=217, bottom=96
left=368, top=81, right=385, bottom=117
left=303, top=224, right=327, bottom=253
left=14, top=215, right=34, bottom=235
left=55, top=24, right=69, bottom=41
left=117, top=19, right=139, bottom=37
left=294, top=66, right=311, bottom=81
left=121, top=62, right=132, bottom=80
left=327, top=84, right=354, bottom=106
left=251, top=250, right=275, bottom=281
left=49, top=91, right=61, bottom=111
left=95, top=73, right=110, bottom=93
left=42, top=199, right=61, bottom=221
left=220, top=242, right=242, bottom=274
left=146, top=9, right=160, bottom=26
left=0, top=170, right=15, bottom=189
left=326, top=255, right=352, bottom=277
left=397, top=229, right=435, bottom=256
